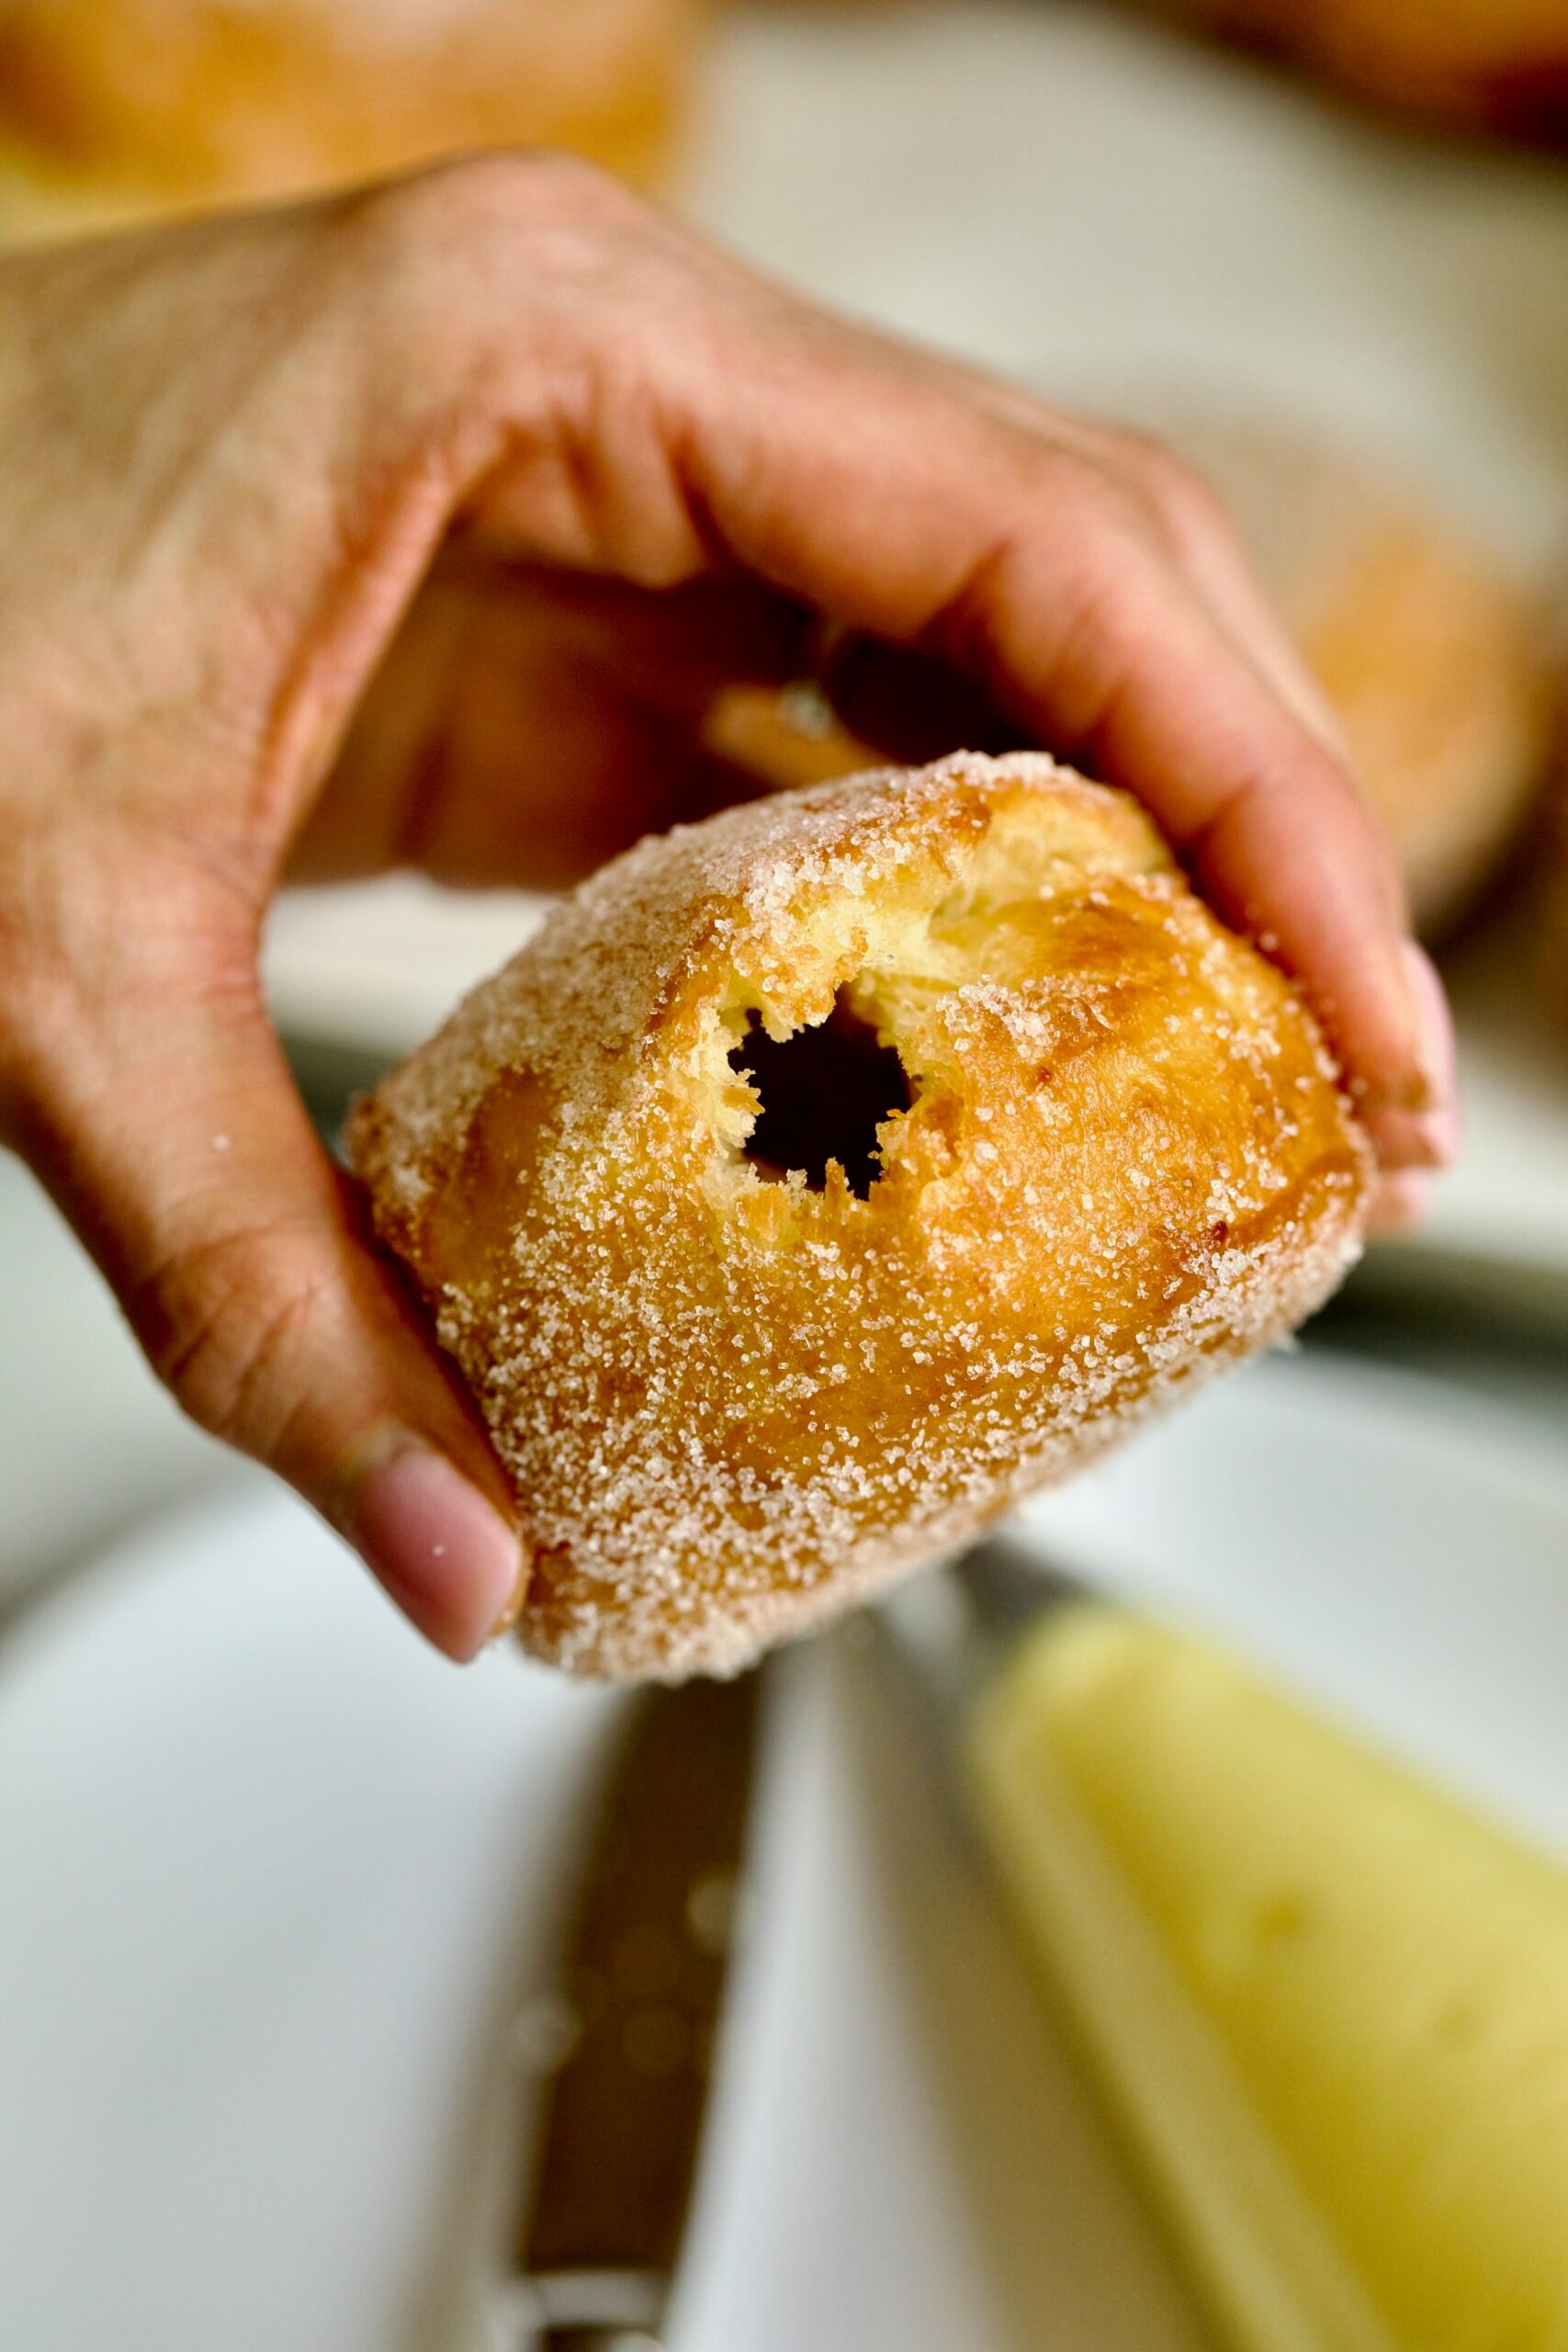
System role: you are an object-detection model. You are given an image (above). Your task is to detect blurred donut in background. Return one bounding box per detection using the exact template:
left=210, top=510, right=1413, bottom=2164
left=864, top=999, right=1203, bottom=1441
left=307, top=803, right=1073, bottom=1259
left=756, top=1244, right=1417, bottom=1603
left=1138, top=0, right=1568, bottom=143
left=1166, top=413, right=1555, bottom=940
left=710, top=413, right=1555, bottom=943
left=0, top=0, right=704, bottom=240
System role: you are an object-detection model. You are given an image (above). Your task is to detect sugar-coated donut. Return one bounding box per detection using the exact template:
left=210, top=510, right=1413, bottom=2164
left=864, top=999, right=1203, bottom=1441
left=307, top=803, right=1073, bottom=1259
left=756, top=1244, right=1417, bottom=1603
left=350, top=754, right=1371, bottom=1680
left=0, top=0, right=696, bottom=243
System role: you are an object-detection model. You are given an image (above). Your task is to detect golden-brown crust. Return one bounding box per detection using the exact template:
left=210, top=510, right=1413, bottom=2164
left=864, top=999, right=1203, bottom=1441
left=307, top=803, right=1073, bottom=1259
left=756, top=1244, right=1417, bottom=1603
left=0, top=0, right=696, bottom=235
left=350, top=753, right=1371, bottom=1681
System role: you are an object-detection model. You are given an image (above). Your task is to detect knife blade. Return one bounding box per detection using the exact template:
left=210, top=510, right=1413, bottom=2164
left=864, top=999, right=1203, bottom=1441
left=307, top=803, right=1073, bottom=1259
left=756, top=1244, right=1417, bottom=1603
left=493, top=1669, right=763, bottom=2352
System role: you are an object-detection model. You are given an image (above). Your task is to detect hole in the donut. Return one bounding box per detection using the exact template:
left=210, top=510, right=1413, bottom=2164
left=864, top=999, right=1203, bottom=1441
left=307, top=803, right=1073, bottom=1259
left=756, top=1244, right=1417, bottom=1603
left=728, top=991, right=912, bottom=1199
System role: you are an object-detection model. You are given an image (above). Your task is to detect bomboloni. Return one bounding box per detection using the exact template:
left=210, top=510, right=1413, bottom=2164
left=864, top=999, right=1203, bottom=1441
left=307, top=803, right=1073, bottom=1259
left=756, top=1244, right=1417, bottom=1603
left=350, top=753, right=1371, bottom=1679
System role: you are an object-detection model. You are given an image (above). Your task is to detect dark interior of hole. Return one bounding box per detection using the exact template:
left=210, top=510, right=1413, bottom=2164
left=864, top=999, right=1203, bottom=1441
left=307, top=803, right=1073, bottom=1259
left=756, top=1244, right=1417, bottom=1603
left=729, top=993, right=912, bottom=1199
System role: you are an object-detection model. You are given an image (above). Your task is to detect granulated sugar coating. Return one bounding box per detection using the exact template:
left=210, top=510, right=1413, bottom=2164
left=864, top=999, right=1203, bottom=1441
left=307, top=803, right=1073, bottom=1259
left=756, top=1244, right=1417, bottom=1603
left=349, top=754, right=1371, bottom=1680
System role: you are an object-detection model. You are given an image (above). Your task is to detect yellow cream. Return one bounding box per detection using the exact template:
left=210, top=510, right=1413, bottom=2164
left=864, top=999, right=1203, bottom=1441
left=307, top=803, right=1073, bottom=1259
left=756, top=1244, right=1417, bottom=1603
left=966, top=1605, right=1568, bottom=2352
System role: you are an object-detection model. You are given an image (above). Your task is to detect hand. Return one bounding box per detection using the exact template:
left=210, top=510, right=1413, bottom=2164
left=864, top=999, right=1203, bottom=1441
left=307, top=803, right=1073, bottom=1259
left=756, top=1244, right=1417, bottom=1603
left=0, top=153, right=1456, bottom=1657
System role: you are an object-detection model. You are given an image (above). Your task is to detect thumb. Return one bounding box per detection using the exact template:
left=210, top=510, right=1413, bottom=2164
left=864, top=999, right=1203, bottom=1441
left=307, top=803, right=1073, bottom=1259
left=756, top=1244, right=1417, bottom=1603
left=20, top=975, right=525, bottom=1663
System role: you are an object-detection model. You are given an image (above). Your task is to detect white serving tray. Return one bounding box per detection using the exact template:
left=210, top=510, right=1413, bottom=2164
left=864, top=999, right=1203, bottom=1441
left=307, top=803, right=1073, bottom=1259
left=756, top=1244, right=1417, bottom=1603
left=5, top=1351, right=1568, bottom=2350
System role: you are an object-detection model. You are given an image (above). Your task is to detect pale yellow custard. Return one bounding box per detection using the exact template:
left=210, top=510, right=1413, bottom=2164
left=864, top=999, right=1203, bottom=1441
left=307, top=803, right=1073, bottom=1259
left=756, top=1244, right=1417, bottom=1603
left=966, top=1606, right=1568, bottom=2352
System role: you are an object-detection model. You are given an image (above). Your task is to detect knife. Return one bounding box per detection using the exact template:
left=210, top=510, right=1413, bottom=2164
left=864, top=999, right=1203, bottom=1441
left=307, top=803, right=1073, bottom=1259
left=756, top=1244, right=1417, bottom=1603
left=491, top=1669, right=764, bottom=2352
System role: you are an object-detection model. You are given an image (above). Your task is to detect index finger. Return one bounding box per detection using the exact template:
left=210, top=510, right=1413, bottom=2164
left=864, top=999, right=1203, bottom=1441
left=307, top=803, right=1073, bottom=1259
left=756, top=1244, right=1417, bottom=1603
left=666, top=349, right=1442, bottom=1149
left=398, top=164, right=1448, bottom=1158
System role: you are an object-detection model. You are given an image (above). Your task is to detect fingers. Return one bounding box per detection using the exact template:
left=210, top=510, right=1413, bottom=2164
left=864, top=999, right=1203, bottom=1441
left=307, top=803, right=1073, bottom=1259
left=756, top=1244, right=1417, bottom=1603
left=634, top=346, right=1451, bottom=1166
left=309, top=158, right=1458, bottom=1170
left=1079, top=426, right=1354, bottom=765
left=0, top=147, right=1463, bottom=1701
left=997, top=526, right=1419, bottom=1112
left=299, top=552, right=812, bottom=887
left=15, top=940, right=524, bottom=1660
left=852, top=365, right=1353, bottom=770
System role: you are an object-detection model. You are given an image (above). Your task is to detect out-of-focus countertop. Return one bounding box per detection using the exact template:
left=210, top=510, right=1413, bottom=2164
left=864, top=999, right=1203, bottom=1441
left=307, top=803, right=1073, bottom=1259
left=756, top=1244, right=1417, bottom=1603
left=688, top=0, right=1568, bottom=560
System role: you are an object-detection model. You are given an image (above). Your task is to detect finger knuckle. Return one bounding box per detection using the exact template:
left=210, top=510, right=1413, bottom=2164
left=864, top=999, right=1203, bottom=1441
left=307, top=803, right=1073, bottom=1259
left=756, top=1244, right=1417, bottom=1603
left=1025, top=443, right=1155, bottom=550
left=137, top=1224, right=329, bottom=1456
left=355, top=146, right=647, bottom=296
left=416, top=145, right=635, bottom=227
left=336, top=147, right=676, bottom=426
left=1120, top=432, right=1235, bottom=550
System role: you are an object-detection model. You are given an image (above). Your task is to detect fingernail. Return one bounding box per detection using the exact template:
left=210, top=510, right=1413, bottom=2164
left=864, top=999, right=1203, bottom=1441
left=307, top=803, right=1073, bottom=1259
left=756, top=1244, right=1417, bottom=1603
left=342, top=1431, right=525, bottom=1663
left=1366, top=1170, right=1433, bottom=1238
left=1400, top=941, right=1457, bottom=1127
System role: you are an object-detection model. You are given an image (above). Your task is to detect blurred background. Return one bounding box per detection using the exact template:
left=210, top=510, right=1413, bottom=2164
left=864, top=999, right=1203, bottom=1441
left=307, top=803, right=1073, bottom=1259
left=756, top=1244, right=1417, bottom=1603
left=3, top=5, right=1568, bottom=2348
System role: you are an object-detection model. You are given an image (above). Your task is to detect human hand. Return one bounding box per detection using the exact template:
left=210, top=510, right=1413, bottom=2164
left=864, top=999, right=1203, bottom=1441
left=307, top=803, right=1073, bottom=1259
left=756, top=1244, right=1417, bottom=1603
left=0, top=153, right=1455, bottom=1658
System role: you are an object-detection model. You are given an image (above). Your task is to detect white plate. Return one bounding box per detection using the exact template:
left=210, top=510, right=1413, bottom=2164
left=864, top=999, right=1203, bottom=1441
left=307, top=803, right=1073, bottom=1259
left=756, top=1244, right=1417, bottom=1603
left=5, top=1351, right=1568, bottom=2352
left=265, top=876, right=552, bottom=1068
left=263, top=1, right=1568, bottom=1303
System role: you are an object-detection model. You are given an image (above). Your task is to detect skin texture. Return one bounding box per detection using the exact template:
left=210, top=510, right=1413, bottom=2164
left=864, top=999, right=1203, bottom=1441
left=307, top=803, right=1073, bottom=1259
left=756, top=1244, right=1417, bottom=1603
left=0, top=152, right=1456, bottom=1660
